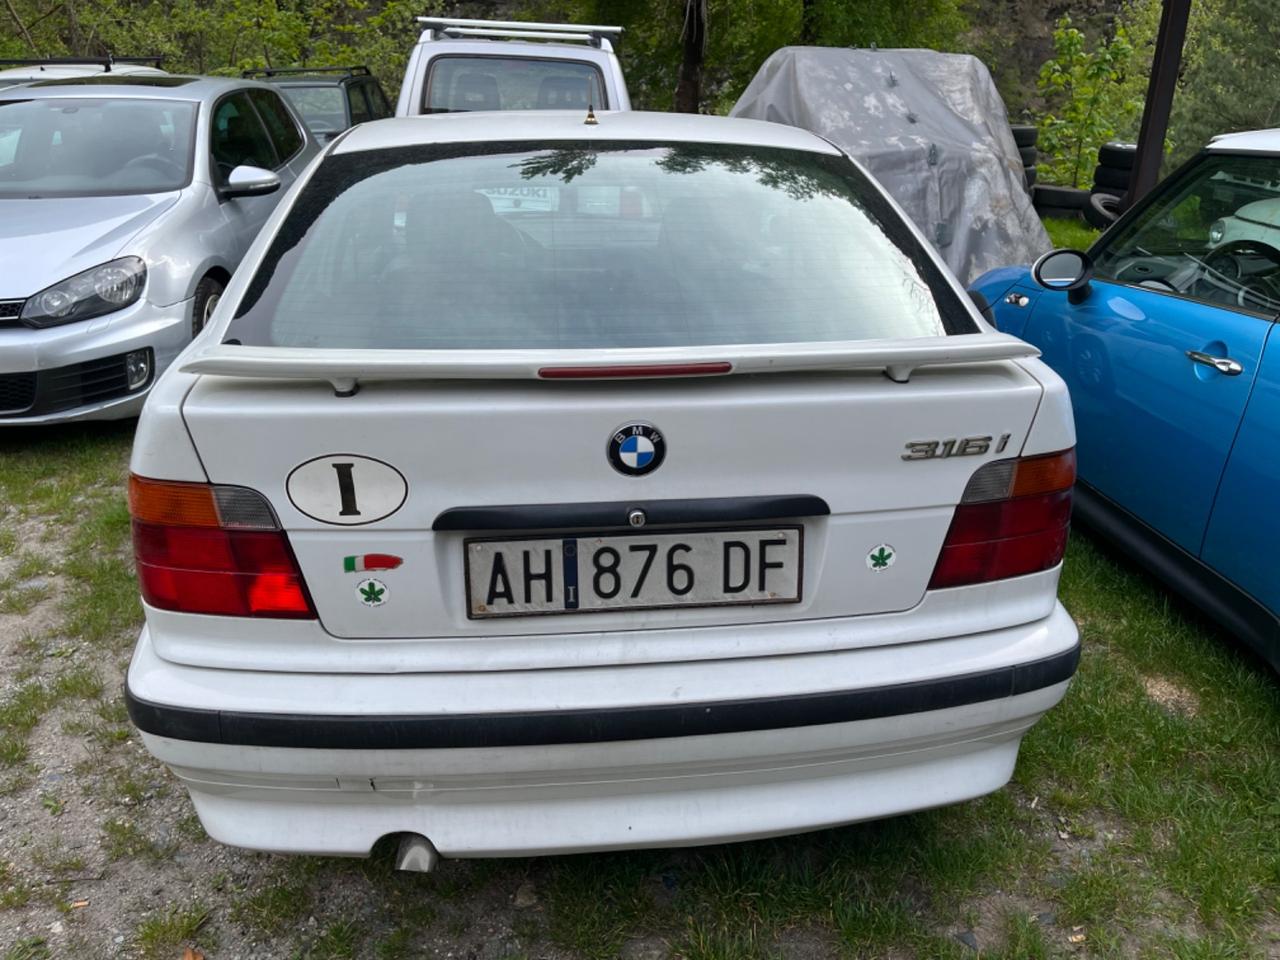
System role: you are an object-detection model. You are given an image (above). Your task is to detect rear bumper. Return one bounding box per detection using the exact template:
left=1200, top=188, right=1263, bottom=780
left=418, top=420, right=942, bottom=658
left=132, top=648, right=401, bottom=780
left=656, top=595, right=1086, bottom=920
left=127, top=604, right=1079, bottom=858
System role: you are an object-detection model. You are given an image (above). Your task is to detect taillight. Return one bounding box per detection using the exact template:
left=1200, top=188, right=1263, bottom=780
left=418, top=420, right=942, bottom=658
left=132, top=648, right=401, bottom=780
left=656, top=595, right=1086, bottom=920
left=929, top=449, right=1076, bottom=589
left=129, top=475, right=316, bottom=619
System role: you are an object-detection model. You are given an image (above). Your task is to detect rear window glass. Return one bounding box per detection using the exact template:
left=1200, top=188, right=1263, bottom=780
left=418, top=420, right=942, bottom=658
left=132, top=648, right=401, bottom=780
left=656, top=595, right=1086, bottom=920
left=227, top=141, right=976, bottom=350
left=425, top=57, right=606, bottom=112
left=280, top=85, right=346, bottom=135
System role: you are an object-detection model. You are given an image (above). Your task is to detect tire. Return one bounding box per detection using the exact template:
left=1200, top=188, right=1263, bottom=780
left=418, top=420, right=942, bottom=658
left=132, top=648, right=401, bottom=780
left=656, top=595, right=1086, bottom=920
left=192, top=275, right=225, bottom=340
left=1093, top=164, right=1131, bottom=190
left=1037, top=205, right=1082, bottom=222
left=1011, top=124, right=1039, bottom=148
left=1090, top=184, right=1127, bottom=199
left=1085, top=191, right=1122, bottom=230
left=1024, top=165, right=1038, bottom=189
left=1033, top=184, right=1090, bottom=210
left=1097, top=141, right=1137, bottom=170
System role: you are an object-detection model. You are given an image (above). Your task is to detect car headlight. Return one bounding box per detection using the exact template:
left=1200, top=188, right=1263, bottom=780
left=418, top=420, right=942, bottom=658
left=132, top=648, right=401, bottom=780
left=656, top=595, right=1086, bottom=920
left=1209, top=219, right=1226, bottom=246
left=20, top=257, right=147, bottom=328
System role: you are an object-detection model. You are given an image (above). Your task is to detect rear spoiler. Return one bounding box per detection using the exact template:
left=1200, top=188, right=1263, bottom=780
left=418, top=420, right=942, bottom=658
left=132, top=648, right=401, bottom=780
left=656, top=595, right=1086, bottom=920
left=182, top=334, right=1039, bottom=394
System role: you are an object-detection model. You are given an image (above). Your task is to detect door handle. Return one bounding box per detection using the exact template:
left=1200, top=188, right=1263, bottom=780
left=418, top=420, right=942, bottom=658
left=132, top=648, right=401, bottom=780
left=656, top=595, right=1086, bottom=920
left=1186, top=350, right=1243, bottom=376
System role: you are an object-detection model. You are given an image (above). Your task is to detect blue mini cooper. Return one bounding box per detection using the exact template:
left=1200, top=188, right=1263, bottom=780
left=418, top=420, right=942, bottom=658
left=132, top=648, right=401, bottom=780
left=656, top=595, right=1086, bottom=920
left=972, top=129, right=1280, bottom=672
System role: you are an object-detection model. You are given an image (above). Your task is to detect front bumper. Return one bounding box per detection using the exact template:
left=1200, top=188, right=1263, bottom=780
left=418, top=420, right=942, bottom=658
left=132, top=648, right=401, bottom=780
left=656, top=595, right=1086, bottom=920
left=0, top=297, right=191, bottom=423
left=127, top=604, right=1079, bottom=858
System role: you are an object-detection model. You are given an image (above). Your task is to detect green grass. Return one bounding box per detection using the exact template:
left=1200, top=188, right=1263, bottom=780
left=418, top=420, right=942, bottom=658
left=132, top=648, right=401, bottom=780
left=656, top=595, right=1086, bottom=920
left=1044, top=217, right=1103, bottom=251
left=134, top=902, right=211, bottom=959
left=0, top=422, right=133, bottom=522
left=101, top=818, right=175, bottom=862
left=232, top=859, right=322, bottom=932
left=2, top=939, right=49, bottom=960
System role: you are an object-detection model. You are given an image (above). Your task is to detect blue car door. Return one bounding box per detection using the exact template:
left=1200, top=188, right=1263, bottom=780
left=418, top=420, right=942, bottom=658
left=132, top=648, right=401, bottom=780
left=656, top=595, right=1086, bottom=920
left=1200, top=324, right=1280, bottom=613
left=1020, top=153, right=1280, bottom=555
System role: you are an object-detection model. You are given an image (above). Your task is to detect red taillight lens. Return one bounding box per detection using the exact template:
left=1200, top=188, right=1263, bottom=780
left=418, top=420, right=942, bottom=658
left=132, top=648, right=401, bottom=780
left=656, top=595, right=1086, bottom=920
left=929, top=450, right=1075, bottom=590
left=129, top=475, right=315, bottom=619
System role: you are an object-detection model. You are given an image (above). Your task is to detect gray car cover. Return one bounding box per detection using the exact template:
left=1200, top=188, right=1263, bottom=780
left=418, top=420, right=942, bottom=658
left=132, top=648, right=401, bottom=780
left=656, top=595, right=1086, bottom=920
left=730, top=47, right=1050, bottom=286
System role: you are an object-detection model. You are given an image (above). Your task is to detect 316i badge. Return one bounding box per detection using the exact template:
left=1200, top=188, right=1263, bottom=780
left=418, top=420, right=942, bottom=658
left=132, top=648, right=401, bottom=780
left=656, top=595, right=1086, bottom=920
left=608, top=423, right=666, bottom=477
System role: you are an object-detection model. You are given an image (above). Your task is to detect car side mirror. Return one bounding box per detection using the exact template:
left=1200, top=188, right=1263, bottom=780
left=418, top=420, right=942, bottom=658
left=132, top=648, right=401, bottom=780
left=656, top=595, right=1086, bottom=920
left=222, top=165, right=281, bottom=199
left=1032, top=248, right=1094, bottom=305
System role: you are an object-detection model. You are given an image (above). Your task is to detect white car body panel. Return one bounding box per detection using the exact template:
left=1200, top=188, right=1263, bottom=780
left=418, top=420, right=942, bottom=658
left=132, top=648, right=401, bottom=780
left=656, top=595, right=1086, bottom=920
left=1217, top=196, right=1280, bottom=248
left=131, top=606, right=1075, bottom=858
left=177, top=366, right=1047, bottom=644
left=140, top=567, right=1063, bottom=674
left=126, top=111, right=1079, bottom=862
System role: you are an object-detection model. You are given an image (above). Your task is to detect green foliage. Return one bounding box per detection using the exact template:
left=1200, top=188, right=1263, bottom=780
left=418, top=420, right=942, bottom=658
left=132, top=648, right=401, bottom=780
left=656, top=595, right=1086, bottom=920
left=0, top=0, right=441, bottom=97
left=1170, top=0, right=1280, bottom=165
left=1035, top=14, right=1143, bottom=188
left=1033, top=0, right=1228, bottom=183
left=134, top=902, right=211, bottom=959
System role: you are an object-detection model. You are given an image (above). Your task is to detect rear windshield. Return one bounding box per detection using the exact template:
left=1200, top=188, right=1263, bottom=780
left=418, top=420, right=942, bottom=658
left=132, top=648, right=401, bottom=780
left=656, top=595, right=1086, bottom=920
left=425, top=57, right=606, bottom=112
left=279, top=85, right=346, bottom=135
left=227, top=141, right=976, bottom=350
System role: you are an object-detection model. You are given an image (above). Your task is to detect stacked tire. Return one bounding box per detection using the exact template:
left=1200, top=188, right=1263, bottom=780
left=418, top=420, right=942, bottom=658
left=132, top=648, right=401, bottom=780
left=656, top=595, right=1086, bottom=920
left=1085, top=142, right=1137, bottom=229
left=1011, top=124, right=1038, bottom=190
left=1032, top=184, right=1090, bottom=221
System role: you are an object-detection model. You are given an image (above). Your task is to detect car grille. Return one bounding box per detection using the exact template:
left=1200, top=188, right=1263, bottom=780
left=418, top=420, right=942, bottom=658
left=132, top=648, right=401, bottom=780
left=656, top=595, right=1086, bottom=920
left=0, top=351, right=150, bottom=418
left=0, top=300, right=23, bottom=330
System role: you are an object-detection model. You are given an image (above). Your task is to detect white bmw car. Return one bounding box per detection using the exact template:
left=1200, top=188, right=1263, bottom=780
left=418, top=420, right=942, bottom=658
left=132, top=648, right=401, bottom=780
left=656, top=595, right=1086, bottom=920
left=125, top=111, right=1080, bottom=868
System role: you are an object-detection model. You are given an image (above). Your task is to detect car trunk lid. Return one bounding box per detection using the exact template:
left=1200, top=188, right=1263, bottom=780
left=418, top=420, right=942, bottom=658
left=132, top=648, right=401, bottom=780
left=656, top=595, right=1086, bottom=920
left=179, top=354, right=1046, bottom=642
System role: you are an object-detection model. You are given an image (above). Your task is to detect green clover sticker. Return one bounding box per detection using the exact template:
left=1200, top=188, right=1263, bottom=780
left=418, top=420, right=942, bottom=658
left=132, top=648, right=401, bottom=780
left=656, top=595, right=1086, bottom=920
left=358, top=578, right=388, bottom=606
left=866, top=544, right=896, bottom=572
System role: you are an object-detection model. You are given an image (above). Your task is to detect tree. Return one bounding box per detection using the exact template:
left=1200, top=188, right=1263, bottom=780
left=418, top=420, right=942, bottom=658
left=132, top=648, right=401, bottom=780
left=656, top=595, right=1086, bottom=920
left=1035, top=15, right=1143, bottom=188
left=673, top=0, right=705, bottom=112
left=1169, top=0, right=1278, bottom=163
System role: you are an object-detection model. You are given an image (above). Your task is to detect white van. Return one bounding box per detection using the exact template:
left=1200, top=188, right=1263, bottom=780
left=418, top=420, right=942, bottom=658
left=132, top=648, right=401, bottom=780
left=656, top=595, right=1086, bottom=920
left=395, top=18, right=630, bottom=116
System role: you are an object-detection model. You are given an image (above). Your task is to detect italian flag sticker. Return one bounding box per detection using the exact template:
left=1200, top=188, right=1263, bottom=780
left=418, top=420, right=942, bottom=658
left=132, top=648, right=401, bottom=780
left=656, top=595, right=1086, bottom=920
left=343, top=554, right=403, bottom=573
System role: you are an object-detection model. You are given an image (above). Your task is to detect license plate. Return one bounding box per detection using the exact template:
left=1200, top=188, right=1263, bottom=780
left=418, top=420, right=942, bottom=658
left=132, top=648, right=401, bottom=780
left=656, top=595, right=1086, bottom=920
left=465, top=527, right=803, bottom=619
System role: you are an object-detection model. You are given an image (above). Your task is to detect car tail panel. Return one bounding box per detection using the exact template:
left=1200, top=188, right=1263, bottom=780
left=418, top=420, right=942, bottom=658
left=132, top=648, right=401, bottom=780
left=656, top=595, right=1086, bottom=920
left=176, top=363, right=1051, bottom=646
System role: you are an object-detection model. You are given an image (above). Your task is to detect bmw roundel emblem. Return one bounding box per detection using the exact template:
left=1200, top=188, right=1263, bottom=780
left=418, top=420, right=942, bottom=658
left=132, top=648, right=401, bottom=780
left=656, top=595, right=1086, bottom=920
left=608, top=423, right=666, bottom=477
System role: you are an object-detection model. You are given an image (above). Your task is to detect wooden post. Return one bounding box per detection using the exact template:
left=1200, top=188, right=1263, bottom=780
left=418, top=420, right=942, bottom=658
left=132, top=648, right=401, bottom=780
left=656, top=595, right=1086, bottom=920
left=1127, top=0, right=1192, bottom=206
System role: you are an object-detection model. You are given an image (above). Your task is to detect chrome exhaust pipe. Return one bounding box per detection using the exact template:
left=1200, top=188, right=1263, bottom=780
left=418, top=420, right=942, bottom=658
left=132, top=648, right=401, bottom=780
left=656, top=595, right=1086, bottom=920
left=394, top=834, right=440, bottom=873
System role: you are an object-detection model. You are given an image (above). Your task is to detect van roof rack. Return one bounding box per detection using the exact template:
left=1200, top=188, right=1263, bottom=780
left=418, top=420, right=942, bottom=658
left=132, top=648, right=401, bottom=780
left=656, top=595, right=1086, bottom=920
left=415, top=17, right=623, bottom=49
left=242, top=65, right=371, bottom=79
left=0, top=55, right=163, bottom=71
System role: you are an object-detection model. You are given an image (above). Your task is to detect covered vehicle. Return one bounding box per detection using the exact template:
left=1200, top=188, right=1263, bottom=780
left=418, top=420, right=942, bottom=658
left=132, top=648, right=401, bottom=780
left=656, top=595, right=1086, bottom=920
left=730, top=47, right=1050, bottom=286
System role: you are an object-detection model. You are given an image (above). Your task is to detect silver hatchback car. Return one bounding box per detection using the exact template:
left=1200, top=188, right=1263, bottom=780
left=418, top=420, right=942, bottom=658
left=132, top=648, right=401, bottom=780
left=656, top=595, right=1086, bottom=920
left=0, top=75, right=320, bottom=423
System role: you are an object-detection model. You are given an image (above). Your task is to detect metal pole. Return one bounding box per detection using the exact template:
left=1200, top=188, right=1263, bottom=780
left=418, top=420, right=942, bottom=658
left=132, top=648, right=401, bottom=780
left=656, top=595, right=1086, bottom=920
left=1127, top=0, right=1192, bottom=207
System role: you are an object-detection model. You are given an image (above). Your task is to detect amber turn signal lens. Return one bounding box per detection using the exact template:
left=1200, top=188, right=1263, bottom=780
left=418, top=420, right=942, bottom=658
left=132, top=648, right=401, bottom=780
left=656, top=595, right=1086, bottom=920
left=128, top=476, right=220, bottom=528
left=1011, top=449, right=1077, bottom=498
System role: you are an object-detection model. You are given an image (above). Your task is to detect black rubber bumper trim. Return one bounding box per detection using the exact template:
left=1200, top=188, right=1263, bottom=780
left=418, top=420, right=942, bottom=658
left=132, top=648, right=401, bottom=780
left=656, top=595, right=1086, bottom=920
left=125, top=642, right=1080, bottom=750
left=432, top=495, right=830, bottom=532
